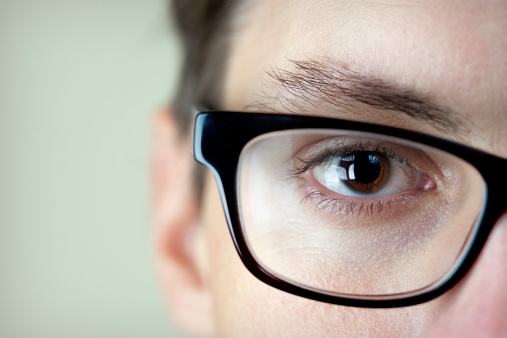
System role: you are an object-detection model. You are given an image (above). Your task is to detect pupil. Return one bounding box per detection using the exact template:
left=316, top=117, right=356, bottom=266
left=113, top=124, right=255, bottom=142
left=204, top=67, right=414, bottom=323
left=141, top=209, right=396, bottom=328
left=340, top=152, right=381, bottom=184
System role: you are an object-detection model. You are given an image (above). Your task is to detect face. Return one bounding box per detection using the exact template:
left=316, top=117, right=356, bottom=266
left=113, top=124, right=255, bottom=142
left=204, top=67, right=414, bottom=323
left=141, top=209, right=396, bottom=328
left=154, top=0, right=507, bottom=336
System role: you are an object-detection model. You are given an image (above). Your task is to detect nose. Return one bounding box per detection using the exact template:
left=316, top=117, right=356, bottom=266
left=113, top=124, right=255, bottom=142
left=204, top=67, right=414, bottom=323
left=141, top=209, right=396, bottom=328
left=425, top=213, right=507, bottom=337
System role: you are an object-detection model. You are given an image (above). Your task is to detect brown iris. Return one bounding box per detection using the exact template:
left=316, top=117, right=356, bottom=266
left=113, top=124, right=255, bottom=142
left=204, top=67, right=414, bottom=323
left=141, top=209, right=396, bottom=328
left=337, top=151, right=389, bottom=194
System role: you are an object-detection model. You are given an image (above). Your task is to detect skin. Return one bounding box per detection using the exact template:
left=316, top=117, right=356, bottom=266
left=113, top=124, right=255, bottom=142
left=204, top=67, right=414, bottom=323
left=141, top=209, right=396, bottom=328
left=153, top=0, right=507, bottom=336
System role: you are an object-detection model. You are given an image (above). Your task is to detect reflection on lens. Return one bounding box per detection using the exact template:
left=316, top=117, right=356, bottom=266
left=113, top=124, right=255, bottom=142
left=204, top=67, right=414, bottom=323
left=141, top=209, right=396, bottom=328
left=237, top=129, right=485, bottom=297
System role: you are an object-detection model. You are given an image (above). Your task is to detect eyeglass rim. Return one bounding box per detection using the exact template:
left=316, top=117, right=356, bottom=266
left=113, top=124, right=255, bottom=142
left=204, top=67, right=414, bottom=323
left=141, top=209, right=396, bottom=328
left=193, top=110, right=507, bottom=308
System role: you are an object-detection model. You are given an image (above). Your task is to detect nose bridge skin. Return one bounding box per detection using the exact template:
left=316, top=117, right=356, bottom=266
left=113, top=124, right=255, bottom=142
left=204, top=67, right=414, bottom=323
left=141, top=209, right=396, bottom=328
left=425, top=213, right=507, bottom=337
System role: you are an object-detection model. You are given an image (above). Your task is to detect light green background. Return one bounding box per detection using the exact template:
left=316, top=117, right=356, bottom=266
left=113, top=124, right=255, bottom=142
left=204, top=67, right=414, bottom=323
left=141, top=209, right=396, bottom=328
left=1, top=1, right=183, bottom=336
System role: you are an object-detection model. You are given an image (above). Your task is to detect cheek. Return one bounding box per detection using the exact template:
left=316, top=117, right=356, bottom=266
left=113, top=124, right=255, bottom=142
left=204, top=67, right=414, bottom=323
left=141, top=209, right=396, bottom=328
left=200, top=172, right=441, bottom=337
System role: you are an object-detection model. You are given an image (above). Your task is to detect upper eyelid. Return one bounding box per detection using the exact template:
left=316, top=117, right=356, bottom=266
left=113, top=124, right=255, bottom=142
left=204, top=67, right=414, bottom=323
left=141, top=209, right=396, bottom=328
left=290, top=140, right=417, bottom=176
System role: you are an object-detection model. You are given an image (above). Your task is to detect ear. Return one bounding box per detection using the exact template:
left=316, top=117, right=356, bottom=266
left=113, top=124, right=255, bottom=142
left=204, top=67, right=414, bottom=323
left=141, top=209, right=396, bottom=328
left=151, top=109, right=214, bottom=337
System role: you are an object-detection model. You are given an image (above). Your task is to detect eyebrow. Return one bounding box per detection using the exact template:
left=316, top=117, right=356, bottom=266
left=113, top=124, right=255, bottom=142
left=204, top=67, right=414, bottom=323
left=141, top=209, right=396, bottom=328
left=246, top=59, right=468, bottom=135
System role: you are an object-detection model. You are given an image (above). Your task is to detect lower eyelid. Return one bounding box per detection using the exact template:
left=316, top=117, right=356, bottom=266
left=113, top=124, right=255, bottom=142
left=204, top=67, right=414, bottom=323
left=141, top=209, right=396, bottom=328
left=296, top=171, right=423, bottom=218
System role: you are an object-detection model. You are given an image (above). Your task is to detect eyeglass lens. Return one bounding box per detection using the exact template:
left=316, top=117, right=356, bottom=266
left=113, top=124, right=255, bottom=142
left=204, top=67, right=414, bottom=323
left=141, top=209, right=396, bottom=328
left=237, top=129, right=486, bottom=296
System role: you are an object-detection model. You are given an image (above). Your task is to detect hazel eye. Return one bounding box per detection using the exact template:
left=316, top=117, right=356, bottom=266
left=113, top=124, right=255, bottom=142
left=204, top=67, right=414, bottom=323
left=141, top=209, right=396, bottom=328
left=311, top=150, right=421, bottom=198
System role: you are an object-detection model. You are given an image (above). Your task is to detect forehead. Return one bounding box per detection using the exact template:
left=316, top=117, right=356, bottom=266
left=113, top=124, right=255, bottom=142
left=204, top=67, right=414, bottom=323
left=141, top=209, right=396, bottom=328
left=223, top=0, right=507, bottom=153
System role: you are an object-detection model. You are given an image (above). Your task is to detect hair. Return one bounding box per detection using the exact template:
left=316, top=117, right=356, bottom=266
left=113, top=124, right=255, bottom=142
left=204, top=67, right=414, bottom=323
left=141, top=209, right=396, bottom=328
left=170, top=0, right=238, bottom=131
left=169, top=0, right=239, bottom=198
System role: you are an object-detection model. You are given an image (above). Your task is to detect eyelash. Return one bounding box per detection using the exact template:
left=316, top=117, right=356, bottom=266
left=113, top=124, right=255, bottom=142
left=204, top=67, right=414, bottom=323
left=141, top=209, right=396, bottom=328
left=289, top=141, right=419, bottom=217
left=290, top=141, right=417, bottom=176
left=297, top=187, right=414, bottom=217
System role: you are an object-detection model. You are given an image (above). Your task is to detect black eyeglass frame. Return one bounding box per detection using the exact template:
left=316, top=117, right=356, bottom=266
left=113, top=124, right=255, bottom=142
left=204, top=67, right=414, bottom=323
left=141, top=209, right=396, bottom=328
left=194, top=111, right=507, bottom=308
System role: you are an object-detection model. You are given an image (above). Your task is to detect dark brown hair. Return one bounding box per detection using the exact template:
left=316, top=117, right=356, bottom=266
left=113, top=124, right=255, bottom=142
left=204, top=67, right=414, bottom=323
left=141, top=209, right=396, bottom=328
left=169, top=0, right=238, bottom=197
left=170, top=0, right=238, bottom=131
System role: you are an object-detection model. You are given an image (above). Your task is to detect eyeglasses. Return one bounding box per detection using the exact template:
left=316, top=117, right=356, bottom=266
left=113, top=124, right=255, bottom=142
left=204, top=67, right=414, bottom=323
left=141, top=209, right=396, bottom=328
left=193, top=111, right=507, bottom=308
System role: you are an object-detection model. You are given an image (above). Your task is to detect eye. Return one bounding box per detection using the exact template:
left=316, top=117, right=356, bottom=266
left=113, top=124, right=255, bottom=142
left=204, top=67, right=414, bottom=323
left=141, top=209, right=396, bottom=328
left=311, top=149, right=433, bottom=198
